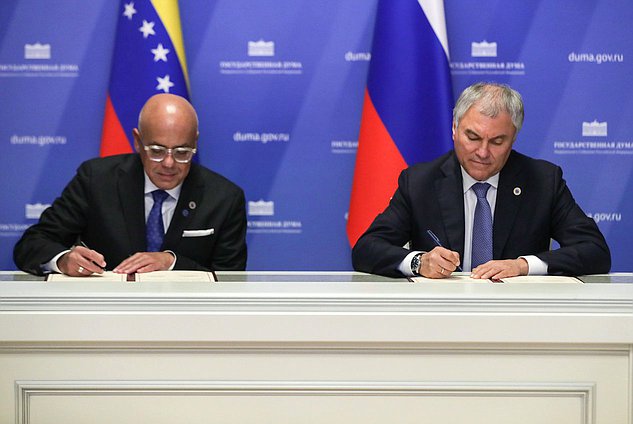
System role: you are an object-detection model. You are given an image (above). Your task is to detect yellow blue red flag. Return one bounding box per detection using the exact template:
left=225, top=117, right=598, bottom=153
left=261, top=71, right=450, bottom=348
left=100, top=0, right=190, bottom=156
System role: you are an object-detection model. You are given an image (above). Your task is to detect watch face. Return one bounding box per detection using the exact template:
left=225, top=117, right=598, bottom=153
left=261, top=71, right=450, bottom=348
left=411, top=255, right=421, bottom=275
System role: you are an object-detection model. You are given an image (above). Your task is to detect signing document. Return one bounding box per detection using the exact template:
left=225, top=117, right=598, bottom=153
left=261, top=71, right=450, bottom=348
left=46, top=271, right=217, bottom=283
left=409, top=273, right=582, bottom=284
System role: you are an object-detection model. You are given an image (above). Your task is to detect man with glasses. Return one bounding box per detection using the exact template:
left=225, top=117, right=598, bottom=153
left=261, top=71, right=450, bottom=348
left=14, top=94, right=247, bottom=276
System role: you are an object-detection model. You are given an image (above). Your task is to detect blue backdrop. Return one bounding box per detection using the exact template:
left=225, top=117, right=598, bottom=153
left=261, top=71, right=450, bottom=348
left=1, top=0, right=631, bottom=271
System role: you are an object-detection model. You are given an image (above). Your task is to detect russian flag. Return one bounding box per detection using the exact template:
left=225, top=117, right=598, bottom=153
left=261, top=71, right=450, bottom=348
left=347, top=0, right=454, bottom=246
left=100, top=0, right=190, bottom=156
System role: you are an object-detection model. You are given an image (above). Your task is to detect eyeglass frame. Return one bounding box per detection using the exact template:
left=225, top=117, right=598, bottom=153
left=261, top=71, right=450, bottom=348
left=140, top=141, right=197, bottom=164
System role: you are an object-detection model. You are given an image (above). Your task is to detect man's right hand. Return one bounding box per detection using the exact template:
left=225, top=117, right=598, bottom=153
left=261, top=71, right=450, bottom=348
left=57, top=245, right=106, bottom=277
left=419, top=246, right=461, bottom=279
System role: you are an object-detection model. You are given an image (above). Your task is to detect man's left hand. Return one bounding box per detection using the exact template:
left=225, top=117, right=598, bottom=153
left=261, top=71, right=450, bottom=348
left=113, top=252, right=175, bottom=274
left=471, top=258, right=529, bottom=280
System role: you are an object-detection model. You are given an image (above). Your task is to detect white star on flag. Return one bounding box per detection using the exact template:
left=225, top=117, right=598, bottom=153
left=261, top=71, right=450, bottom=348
left=139, top=20, right=156, bottom=38
left=123, top=2, right=137, bottom=20
left=151, top=43, right=170, bottom=62
left=156, top=74, right=174, bottom=93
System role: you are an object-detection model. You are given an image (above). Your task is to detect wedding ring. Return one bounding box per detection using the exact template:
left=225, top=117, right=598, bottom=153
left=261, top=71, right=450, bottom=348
left=440, top=267, right=445, bottom=275
left=78, top=266, right=84, bottom=274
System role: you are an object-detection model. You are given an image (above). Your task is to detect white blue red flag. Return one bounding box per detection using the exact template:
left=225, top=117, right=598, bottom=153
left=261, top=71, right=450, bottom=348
left=100, top=0, right=190, bottom=156
left=347, top=0, right=454, bottom=246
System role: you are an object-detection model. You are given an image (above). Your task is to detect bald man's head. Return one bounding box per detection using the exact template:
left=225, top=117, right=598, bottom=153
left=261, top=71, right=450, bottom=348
left=138, top=93, right=199, bottom=137
left=133, top=94, right=199, bottom=190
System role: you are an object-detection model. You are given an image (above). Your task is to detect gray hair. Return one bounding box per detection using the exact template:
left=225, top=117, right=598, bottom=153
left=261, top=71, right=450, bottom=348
left=453, top=82, right=524, bottom=135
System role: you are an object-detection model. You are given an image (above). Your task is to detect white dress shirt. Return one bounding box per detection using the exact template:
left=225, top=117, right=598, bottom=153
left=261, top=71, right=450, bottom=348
left=143, top=174, right=182, bottom=231
left=461, top=168, right=498, bottom=272
left=142, top=174, right=182, bottom=270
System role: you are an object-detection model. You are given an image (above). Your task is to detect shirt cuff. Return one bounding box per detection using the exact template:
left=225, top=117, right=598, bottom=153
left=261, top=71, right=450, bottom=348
left=164, top=250, right=177, bottom=270
left=398, top=251, right=423, bottom=277
left=520, top=255, right=548, bottom=275
left=42, top=250, right=71, bottom=274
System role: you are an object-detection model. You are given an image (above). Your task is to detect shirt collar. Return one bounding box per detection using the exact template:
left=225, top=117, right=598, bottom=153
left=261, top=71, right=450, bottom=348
left=143, top=172, right=182, bottom=200
left=460, top=166, right=499, bottom=194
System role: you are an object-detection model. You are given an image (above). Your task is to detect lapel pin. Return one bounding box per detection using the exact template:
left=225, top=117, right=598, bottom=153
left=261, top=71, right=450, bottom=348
left=182, top=209, right=189, bottom=217
left=513, top=187, right=522, bottom=196
left=189, top=201, right=196, bottom=210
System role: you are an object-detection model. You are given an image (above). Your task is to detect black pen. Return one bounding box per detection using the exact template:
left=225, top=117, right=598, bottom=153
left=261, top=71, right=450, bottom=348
left=426, top=229, right=463, bottom=272
left=79, top=241, right=107, bottom=271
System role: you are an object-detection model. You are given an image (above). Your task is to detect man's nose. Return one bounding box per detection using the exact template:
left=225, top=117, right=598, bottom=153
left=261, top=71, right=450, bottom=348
left=475, top=141, right=491, bottom=157
left=162, top=151, right=176, bottom=167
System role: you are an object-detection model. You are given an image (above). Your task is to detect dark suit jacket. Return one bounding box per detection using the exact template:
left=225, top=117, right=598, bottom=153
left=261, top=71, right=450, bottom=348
left=14, top=154, right=247, bottom=275
left=352, top=150, right=611, bottom=277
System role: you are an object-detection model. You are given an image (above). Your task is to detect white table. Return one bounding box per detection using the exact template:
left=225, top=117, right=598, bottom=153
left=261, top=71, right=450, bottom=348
left=1, top=271, right=632, bottom=424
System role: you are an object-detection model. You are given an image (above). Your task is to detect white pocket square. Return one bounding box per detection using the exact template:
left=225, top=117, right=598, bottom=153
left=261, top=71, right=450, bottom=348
left=182, top=228, right=214, bottom=237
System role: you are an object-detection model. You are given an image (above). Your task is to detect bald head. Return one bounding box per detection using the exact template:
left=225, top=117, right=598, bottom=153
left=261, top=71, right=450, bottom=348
left=138, top=93, right=199, bottom=138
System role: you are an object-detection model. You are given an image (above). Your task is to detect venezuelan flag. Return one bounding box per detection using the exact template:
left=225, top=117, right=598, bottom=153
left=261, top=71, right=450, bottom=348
left=347, top=0, right=454, bottom=246
left=100, top=0, right=190, bottom=156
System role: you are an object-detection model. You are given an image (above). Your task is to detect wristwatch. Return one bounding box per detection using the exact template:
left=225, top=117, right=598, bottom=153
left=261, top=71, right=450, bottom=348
left=410, top=253, right=422, bottom=276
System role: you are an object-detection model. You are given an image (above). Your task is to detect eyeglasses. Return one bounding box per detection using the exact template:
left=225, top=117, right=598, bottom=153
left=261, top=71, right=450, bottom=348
left=142, top=143, right=197, bottom=164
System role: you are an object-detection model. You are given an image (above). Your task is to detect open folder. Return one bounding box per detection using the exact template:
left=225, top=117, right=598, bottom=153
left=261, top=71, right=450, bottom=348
left=46, top=270, right=217, bottom=282
left=409, top=273, right=582, bottom=284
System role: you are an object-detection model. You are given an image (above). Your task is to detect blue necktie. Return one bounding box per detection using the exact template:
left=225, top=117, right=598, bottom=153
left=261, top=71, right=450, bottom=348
left=146, top=190, right=169, bottom=252
left=471, top=183, right=493, bottom=268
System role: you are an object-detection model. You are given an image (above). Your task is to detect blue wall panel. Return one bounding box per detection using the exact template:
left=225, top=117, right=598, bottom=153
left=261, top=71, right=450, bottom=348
left=1, top=0, right=630, bottom=271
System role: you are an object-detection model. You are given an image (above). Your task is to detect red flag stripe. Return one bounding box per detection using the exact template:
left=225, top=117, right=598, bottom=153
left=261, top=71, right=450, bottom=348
left=100, top=94, right=133, bottom=157
left=347, top=91, right=407, bottom=246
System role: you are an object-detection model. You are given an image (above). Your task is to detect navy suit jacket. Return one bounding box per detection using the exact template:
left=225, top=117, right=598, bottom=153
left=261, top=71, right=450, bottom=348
left=352, top=150, right=611, bottom=277
left=14, top=154, right=247, bottom=275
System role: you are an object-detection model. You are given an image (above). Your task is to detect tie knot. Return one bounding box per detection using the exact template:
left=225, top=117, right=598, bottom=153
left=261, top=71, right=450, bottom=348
left=152, top=190, right=169, bottom=204
left=472, top=183, right=490, bottom=199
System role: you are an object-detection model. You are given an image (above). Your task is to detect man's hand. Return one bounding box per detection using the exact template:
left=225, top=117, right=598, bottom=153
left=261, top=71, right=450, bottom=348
left=113, top=252, right=175, bottom=274
left=471, top=258, right=529, bottom=280
left=57, top=246, right=106, bottom=277
left=419, top=247, right=461, bottom=279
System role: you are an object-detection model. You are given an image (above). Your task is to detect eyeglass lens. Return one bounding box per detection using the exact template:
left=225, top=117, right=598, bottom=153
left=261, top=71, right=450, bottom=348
left=146, top=145, right=195, bottom=163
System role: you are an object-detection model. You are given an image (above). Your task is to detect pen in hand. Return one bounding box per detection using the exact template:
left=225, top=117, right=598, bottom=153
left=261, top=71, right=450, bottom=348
left=426, top=229, right=463, bottom=272
left=79, top=241, right=107, bottom=271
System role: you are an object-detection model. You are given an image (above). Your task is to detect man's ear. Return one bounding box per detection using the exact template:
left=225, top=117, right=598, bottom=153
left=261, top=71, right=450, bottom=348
left=132, top=128, right=142, bottom=152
